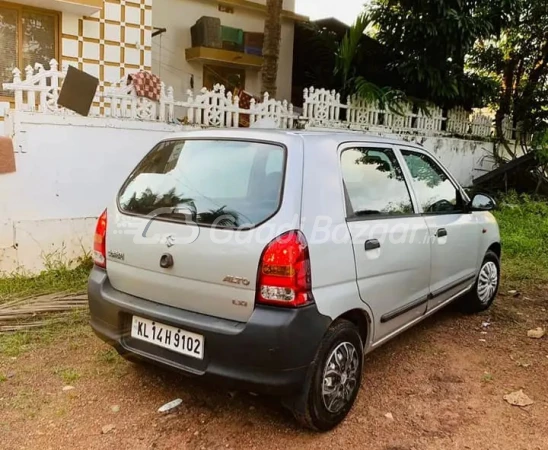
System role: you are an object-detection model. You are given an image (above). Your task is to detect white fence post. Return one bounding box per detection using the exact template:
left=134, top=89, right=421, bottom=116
left=447, top=107, right=470, bottom=135
left=233, top=93, right=240, bottom=128
left=302, top=87, right=346, bottom=127
left=12, top=68, right=23, bottom=110
left=470, top=112, right=492, bottom=138
left=502, top=115, right=514, bottom=140
left=347, top=96, right=383, bottom=129
left=25, top=66, right=35, bottom=111
left=50, top=59, right=60, bottom=113
left=247, top=92, right=297, bottom=129
left=166, top=86, right=175, bottom=123
left=159, top=82, right=167, bottom=122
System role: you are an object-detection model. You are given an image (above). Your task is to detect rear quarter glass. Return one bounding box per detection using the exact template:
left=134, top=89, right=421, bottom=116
left=117, top=139, right=287, bottom=229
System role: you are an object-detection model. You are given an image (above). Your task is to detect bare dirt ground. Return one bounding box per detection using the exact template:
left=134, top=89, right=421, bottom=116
left=1, top=289, right=547, bottom=450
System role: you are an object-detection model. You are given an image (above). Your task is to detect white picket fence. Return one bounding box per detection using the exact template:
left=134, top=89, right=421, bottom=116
left=2, top=59, right=515, bottom=140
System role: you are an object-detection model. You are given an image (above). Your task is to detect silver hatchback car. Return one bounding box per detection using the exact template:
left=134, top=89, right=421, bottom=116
left=88, top=129, right=501, bottom=431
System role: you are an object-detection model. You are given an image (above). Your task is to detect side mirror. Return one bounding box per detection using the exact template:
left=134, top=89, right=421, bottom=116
left=470, top=193, right=496, bottom=211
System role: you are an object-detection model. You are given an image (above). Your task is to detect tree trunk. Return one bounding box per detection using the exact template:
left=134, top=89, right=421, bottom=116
left=494, top=56, right=517, bottom=162
left=261, top=0, right=283, bottom=97
left=513, top=37, right=548, bottom=138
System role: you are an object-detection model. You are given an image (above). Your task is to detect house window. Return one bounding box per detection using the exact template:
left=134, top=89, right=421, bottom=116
left=0, top=2, right=60, bottom=97
left=218, top=5, right=234, bottom=13
left=203, top=65, right=246, bottom=92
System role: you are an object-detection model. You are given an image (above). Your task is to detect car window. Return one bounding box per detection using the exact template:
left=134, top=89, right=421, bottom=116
left=341, top=147, right=414, bottom=217
left=177, top=142, right=255, bottom=199
left=401, top=150, right=463, bottom=213
left=118, top=139, right=285, bottom=228
left=265, top=147, right=284, bottom=176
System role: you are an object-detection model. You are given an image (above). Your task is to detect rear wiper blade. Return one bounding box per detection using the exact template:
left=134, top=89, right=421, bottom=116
left=353, top=209, right=381, bottom=216
left=141, top=207, right=195, bottom=237
left=151, top=208, right=195, bottom=219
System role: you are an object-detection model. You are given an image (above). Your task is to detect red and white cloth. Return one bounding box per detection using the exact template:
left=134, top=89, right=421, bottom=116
left=235, top=89, right=258, bottom=127
left=127, top=71, right=162, bottom=102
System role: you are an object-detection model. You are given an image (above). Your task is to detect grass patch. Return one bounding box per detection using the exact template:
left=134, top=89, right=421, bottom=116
left=0, top=310, right=90, bottom=357
left=481, top=372, right=494, bottom=383
left=96, top=348, right=119, bottom=365
left=493, top=193, right=548, bottom=286
left=9, top=389, right=36, bottom=411
left=53, top=367, right=81, bottom=384
left=0, top=373, right=7, bottom=382
left=95, top=347, right=129, bottom=378
left=0, top=256, right=92, bottom=304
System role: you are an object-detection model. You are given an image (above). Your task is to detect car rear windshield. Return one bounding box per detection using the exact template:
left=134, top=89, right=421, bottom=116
left=118, top=139, right=286, bottom=228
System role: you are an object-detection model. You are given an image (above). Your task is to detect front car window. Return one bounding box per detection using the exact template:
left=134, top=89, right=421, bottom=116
left=119, top=140, right=285, bottom=228
left=341, top=147, right=414, bottom=217
left=401, top=150, right=463, bottom=213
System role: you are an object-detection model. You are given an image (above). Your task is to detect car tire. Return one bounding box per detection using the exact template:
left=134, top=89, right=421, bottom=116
left=286, top=319, right=363, bottom=431
left=460, top=250, right=500, bottom=314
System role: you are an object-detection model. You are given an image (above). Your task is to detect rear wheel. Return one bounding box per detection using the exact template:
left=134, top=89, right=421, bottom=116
left=287, top=320, right=363, bottom=431
left=461, top=250, right=500, bottom=313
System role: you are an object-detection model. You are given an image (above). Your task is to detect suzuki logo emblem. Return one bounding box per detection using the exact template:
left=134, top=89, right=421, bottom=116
left=165, top=235, right=175, bottom=248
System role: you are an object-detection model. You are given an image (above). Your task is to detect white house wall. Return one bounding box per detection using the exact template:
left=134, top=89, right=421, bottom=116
left=151, top=0, right=295, bottom=100
left=413, top=137, right=494, bottom=187
left=0, top=114, right=180, bottom=273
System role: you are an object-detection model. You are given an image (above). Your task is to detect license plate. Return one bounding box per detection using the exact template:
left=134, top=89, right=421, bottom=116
left=131, top=316, right=204, bottom=360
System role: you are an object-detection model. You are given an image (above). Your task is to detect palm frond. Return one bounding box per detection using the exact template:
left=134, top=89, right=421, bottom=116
left=335, top=12, right=371, bottom=84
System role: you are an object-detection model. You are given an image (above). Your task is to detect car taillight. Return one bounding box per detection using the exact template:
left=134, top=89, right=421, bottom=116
left=256, top=230, right=313, bottom=307
left=93, top=209, right=107, bottom=268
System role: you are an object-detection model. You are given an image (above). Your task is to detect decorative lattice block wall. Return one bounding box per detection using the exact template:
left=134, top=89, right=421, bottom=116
left=61, top=0, right=152, bottom=88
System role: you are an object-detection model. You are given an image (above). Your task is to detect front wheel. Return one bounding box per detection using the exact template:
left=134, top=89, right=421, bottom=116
left=460, top=250, right=500, bottom=313
left=287, top=320, right=363, bottom=431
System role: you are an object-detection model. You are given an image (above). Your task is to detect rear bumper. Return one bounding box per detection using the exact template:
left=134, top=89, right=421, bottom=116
left=87, top=267, right=331, bottom=395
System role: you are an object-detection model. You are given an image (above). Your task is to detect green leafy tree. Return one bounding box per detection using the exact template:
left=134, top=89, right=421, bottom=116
left=296, top=22, right=342, bottom=92
left=335, top=13, right=410, bottom=114
left=468, top=0, right=548, bottom=159
left=368, top=0, right=497, bottom=108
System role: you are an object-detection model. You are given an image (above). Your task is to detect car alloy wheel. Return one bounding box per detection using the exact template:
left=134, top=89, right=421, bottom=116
left=321, top=341, right=360, bottom=414
left=477, top=261, right=498, bottom=304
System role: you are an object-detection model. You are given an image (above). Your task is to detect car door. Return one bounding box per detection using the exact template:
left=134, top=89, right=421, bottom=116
left=399, top=147, right=482, bottom=310
left=341, top=144, right=431, bottom=344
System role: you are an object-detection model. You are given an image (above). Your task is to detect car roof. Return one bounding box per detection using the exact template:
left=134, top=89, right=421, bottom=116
left=162, top=128, right=422, bottom=149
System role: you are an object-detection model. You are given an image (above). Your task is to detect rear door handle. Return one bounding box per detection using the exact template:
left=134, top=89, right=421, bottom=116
left=365, top=239, right=380, bottom=250
left=436, top=228, right=448, bottom=238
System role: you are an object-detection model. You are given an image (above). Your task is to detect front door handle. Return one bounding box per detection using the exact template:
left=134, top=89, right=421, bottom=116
left=365, top=239, right=381, bottom=250
left=436, top=228, right=448, bottom=238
